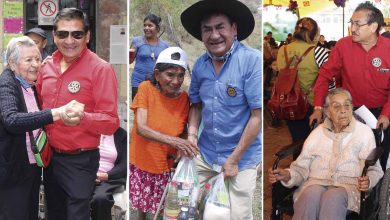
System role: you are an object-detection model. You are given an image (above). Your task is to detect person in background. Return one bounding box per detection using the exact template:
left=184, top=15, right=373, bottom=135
left=36, top=8, right=119, bottom=220
left=267, top=31, right=278, bottom=48
left=286, top=33, right=293, bottom=44
left=269, top=88, right=383, bottom=219
left=181, top=0, right=262, bottom=219
left=91, top=127, right=127, bottom=220
left=0, top=36, right=83, bottom=220
left=25, top=27, right=50, bottom=60
left=317, top=34, right=328, bottom=49
left=130, top=13, right=169, bottom=100
left=129, top=47, right=198, bottom=220
left=310, top=2, right=390, bottom=170
left=277, top=17, right=329, bottom=146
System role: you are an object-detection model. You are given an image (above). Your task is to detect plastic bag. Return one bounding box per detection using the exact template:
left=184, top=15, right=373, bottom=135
left=203, top=173, right=231, bottom=220
left=172, top=157, right=199, bottom=207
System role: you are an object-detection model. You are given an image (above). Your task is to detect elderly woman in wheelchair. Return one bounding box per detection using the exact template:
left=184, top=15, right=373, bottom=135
left=268, top=88, right=384, bottom=220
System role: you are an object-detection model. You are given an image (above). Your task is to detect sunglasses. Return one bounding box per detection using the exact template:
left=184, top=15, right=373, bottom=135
left=55, top=30, right=86, bottom=39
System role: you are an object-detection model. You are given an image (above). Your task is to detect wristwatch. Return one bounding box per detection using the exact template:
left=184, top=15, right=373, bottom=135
left=314, top=106, right=323, bottom=111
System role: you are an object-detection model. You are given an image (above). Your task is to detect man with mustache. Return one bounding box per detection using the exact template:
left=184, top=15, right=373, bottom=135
left=310, top=2, right=390, bottom=170
left=181, top=0, right=262, bottom=219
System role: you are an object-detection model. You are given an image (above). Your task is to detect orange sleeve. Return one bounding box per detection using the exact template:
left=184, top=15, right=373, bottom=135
left=131, top=81, right=149, bottom=111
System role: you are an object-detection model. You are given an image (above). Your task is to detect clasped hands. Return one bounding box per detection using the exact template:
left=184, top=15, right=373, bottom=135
left=53, top=100, right=85, bottom=126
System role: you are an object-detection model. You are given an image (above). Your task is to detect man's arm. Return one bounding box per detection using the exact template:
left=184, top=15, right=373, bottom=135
left=310, top=45, right=343, bottom=124
left=77, top=64, right=119, bottom=135
left=187, top=102, right=202, bottom=146
left=378, top=95, right=390, bottom=129
left=223, top=108, right=261, bottom=177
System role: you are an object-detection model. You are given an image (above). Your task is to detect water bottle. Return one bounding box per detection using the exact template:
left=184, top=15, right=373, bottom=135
left=177, top=206, right=189, bottom=220
left=188, top=206, right=197, bottom=220
left=164, top=180, right=181, bottom=220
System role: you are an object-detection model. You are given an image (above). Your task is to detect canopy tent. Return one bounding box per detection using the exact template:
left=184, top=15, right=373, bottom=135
left=263, top=0, right=336, bottom=17
left=262, top=0, right=390, bottom=41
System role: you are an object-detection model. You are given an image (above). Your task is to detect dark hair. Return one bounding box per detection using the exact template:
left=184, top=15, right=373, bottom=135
left=293, top=17, right=319, bottom=44
left=354, top=1, right=384, bottom=33
left=144, top=13, right=162, bottom=31
left=53, top=8, right=89, bottom=32
left=267, top=31, right=272, bottom=35
left=148, top=63, right=185, bottom=86
left=287, top=33, right=292, bottom=37
left=328, top=40, right=337, bottom=49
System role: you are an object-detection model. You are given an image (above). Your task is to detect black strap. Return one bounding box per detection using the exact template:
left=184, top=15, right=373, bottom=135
left=284, top=45, right=315, bottom=69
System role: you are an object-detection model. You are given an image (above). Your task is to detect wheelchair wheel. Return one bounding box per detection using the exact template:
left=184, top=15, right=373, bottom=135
left=378, top=169, right=390, bottom=220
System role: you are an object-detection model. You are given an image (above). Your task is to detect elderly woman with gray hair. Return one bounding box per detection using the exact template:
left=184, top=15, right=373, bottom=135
left=0, top=36, right=83, bottom=219
left=269, top=88, right=384, bottom=220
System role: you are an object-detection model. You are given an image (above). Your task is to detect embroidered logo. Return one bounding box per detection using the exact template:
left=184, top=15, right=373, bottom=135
left=68, top=81, right=81, bottom=93
left=372, top=57, right=382, bottom=67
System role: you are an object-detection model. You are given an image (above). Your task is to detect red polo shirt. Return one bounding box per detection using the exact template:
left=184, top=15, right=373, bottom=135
left=36, top=48, right=119, bottom=151
left=314, top=36, right=390, bottom=118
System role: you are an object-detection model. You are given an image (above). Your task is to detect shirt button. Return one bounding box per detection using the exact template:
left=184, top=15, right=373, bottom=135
left=216, top=141, right=220, bottom=144
left=214, top=97, right=217, bottom=99
left=214, top=113, right=217, bottom=116
left=215, top=128, right=218, bottom=130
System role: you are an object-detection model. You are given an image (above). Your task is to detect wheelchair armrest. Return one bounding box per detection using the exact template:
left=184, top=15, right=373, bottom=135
left=373, top=124, right=383, bottom=148
left=272, top=139, right=305, bottom=170
left=361, top=147, right=383, bottom=177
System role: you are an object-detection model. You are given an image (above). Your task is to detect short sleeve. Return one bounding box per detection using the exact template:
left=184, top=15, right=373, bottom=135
left=131, top=81, right=149, bottom=111
left=244, top=51, right=262, bottom=109
left=189, top=66, right=201, bottom=104
left=131, top=36, right=144, bottom=50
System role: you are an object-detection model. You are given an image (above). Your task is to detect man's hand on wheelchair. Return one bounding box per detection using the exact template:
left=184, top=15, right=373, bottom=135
left=377, top=115, right=389, bottom=130
left=268, top=168, right=291, bottom=183
left=357, top=176, right=370, bottom=192
left=309, top=107, right=323, bottom=126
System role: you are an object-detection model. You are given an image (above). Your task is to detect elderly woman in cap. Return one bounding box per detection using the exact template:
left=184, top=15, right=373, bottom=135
left=0, top=36, right=83, bottom=220
left=269, top=88, right=383, bottom=220
left=129, top=47, right=198, bottom=219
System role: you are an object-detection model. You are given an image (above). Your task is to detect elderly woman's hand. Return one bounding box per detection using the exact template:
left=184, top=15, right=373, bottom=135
left=54, top=100, right=85, bottom=126
left=170, top=137, right=199, bottom=158
left=358, top=176, right=370, bottom=191
left=268, top=168, right=291, bottom=183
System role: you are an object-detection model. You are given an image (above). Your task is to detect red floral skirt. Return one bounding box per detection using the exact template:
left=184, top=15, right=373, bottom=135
left=129, top=164, right=170, bottom=214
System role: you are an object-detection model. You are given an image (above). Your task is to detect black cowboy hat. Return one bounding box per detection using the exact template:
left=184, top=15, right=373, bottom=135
left=180, top=0, right=255, bottom=41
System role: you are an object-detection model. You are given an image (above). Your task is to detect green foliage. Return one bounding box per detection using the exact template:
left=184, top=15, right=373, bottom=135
left=129, top=0, right=262, bottom=63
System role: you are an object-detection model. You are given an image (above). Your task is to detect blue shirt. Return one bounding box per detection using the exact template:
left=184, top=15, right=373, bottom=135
left=189, top=41, right=262, bottom=171
left=131, top=36, right=169, bottom=87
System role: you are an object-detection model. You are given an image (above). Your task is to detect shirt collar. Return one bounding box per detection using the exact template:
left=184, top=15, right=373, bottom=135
left=15, top=74, right=33, bottom=90
left=323, top=116, right=356, bottom=133
left=206, top=38, right=238, bottom=62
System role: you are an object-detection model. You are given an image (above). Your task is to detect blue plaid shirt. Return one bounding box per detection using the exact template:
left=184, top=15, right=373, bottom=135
left=189, top=41, right=262, bottom=171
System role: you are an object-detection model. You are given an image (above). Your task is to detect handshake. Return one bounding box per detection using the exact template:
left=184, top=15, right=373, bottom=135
left=52, top=100, right=85, bottom=126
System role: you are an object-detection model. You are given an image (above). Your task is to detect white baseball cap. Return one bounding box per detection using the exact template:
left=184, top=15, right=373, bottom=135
left=155, top=47, right=188, bottom=70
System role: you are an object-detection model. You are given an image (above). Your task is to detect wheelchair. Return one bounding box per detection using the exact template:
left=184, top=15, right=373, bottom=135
left=270, top=123, right=390, bottom=220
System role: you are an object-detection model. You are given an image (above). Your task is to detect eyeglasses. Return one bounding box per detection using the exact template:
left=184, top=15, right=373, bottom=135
left=348, top=20, right=369, bottom=29
left=55, top=30, right=86, bottom=39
